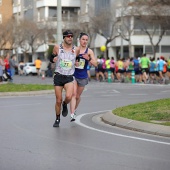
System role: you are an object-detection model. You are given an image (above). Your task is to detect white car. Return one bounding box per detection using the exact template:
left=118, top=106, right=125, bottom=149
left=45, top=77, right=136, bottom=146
left=23, top=62, right=37, bottom=75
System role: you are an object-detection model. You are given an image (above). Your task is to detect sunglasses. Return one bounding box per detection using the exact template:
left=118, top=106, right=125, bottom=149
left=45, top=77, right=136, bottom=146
left=65, top=35, right=73, bottom=38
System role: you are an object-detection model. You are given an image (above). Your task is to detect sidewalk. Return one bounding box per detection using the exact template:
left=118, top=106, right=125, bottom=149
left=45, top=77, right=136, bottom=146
left=101, top=111, right=170, bottom=138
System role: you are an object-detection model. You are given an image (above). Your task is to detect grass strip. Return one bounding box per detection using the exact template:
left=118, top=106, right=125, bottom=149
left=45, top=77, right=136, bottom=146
left=113, top=98, right=170, bottom=126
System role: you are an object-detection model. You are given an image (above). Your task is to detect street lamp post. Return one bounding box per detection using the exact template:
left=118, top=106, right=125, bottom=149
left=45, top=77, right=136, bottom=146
left=15, top=1, right=20, bottom=62
left=57, top=0, right=62, bottom=44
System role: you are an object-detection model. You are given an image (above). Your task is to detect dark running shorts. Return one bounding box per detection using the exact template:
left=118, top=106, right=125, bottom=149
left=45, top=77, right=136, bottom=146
left=134, top=69, right=142, bottom=75
left=53, top=72, right=74, bottom=86
left=98, top=68, right=105, bottom=73
left=141, top=68, right=149, bottom=73
left=110, top=68, right=115, bottom=73
left=118, top=69, right=125, bottom=73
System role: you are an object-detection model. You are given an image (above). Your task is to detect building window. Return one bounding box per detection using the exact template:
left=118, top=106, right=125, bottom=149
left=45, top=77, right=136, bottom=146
left=95, top=0, right=110, bottom=14
left=49, top=7, right=57, bottom=18
left=162, top=46, right=170, bottom=53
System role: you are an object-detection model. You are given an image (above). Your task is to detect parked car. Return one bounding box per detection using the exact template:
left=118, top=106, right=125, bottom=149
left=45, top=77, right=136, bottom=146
left=23, top=62, right=37, bottom=75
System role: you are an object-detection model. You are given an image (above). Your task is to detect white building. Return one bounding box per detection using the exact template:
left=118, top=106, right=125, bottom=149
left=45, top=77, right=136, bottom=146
left=79, top=0, right=170, bottom=59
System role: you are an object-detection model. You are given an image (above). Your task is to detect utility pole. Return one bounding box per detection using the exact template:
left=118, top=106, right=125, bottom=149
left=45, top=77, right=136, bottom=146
left=15, top=0, right=20, bottom=62
left=57, top=0, right=62, bottom=43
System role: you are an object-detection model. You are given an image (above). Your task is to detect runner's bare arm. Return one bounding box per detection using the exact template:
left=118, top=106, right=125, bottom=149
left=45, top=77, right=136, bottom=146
left=50, top=45, right=59, bottom=63
left=82, top=49, right=97, bottom=67
left=75, top=46, right=80, bottom=57
left=74, top=46, right=80, bottom=67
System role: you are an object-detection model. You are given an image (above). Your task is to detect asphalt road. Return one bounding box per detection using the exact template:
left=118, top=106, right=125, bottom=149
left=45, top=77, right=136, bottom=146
left=0, top=75, right=170, bottom=170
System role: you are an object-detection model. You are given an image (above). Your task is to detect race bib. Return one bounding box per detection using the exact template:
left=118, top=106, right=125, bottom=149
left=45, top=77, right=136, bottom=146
left=60, top=59, right=72, bottom=70
left=75, top=58, right=85, bottom=69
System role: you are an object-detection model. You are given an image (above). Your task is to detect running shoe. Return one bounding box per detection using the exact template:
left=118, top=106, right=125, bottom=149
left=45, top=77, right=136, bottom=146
left=62, top=102, right=68, bottom=117
left=70, top=113, right=76, bottom=122
left=53, top=119, right=60, bottom=127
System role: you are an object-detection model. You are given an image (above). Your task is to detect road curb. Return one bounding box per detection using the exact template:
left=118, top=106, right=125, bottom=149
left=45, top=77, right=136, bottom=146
left=101, top=111, right=170, bottom=138
left=0, top=90, right=54, bottom=97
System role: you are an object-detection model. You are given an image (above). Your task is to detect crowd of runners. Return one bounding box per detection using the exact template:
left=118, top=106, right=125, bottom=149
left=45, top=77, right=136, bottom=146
left=94, top=54, right=170, bottom=84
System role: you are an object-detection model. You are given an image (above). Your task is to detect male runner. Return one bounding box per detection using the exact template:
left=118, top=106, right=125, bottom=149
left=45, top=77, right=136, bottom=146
left=70, top=32, right=97, bottom=121
left=34, top=57, right=42, bottom=77
left=139, top=53, right=150, bottom=83
left=50, top=30, right=79, bottom=127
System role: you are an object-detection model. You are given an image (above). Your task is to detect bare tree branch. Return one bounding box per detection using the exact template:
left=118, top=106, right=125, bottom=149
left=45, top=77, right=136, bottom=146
left=129, top=0, right=170, bottom=58
left=88, top=4, right=120, bottom=57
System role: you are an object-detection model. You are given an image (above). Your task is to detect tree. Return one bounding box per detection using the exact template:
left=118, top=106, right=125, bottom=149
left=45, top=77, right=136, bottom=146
left=115, top=0, right=139, bottom=58
left=0, top=18, right=14, bottom=54
left=130, top=0, right=170, bottom=58
left=17, top=19, right=47, bottom=61
left=88, top=4, right=119, bottom=58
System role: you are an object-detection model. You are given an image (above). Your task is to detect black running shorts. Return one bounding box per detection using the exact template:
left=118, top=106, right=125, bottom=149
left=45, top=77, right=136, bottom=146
left=53, top=72, right=74, bottom=86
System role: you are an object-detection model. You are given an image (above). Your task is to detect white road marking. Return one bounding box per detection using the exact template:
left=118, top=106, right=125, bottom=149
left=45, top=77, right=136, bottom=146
left=94, top=89, right=120, bottom=94
left=112, top=90, right=120, bottom=93
left=75, top=111, right=170, bottom=146
left=128, top=94, right=147, bottom=96
left=101, top=95, right=120, bottom=97
left=101, top=94, right=119, bottom=97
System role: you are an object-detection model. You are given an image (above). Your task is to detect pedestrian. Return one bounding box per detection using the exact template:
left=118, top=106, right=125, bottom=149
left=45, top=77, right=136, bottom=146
left=34, top=57, right=42, bottom=77
left=149, top=57, right=157, bottom=83
left=40, top=61, right=47, bottom=80
left=97, top=56, right=105, bottom=81
left=110, top=57, right=115, bottom=81
left=70, top=32, right=97, bottom=121
left=9, top=54, right=18, bottom=81
left=115, top=58, right=125, bottom=82
left=167, top=57, right=170, bottom=80
left=95, top=56, right=100, bottom=81
left=50, top=30, right=80, bottom=127
left=0, top=56, right=5, bottom=83
left=18, top=60, right=25, bottom=76
left=46, top=62, right=53, bottom=77
left=105, top=57, right=111, bottom=80
left=133, top=56, right=142, bottom=83
left=4, top=53, right=12, bottom=79
left=139, top=53, right=150, bottom=83
left=126, top=57, right=134, bottom=81
left=157, top=56, right=167, bottom=83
